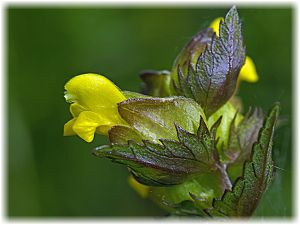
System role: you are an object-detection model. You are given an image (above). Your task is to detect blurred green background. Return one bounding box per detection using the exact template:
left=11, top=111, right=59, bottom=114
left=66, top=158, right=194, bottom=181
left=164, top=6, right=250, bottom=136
left=7, top=5, right=293, bottom=217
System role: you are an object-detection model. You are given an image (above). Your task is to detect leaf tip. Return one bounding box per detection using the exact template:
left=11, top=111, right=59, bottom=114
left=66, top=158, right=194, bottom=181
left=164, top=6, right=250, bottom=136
left=270, top=102, right=280, bottom=116
left=92, top=145, right=110, bottom=157
left=227, top=5, right=238, bottom=16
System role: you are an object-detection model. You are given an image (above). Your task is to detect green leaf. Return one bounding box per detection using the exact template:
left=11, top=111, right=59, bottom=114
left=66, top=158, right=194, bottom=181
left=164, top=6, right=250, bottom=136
left=205, top=103, right=280, bottom=217
left=117, top=96, right=206, bottom=142
left=140, top=70, right=171, bottom=97
left=165, top=200, right=207, bottom=217
left=93, top=117, right=220, bottom=186
left=122, top=90, right=152, bottom=99
left=108, top=125, right=143, bottom=144
left=170, top=28, right=214, bottom=89
left=224, top=107, right=264, bottom=182
left=149, top=173, right=225, bottom=216
left=172, top=6, right=246, bottom=116
left=207, top=102, right=243, bottom=153
left=227, top=107, right=264, bottom=163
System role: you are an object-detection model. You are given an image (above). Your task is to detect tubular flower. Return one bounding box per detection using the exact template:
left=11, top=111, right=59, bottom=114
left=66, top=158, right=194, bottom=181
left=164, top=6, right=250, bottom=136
left=210, top=17, right=259, bottom=83
left=63, top=73, right=127, bottom=142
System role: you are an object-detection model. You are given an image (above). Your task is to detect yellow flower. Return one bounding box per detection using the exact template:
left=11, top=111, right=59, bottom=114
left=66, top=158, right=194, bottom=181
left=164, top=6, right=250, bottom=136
left=210, top=17, right=259, bottom=83
left=63, top=73, right=127, bottom=142
left=210, top=17, right=223, bottom=37
left=239, top=56, right=259, bottom=82
left=128, top=176, right=150, bottom=198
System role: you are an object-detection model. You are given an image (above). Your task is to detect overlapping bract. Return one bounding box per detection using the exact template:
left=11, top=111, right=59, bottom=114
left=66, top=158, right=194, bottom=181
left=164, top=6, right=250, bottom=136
left=63, top=6, right=279, bottom=218
left=173, top=6, right=246, bottom=116
left=206, top=104, right=279, bottom=217
left=94, top=116, right=220, bottom=186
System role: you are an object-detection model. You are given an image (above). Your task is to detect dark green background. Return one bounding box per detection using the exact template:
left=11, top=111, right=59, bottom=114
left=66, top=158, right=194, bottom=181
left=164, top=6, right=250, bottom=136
left=8, top=6, right=293, bottom=217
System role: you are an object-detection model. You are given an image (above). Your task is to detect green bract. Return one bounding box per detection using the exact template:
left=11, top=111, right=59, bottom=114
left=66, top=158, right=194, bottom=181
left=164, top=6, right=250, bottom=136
left=64, top=6, right=280, bottom=217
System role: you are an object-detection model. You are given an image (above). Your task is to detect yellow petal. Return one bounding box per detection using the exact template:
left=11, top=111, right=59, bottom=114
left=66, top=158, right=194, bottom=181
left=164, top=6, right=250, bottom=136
left=64, top=73, right=126, bottom=114
left=65, top=73, right=126, bottom=127
left=70, top=103, right=87, bottom=117
left=96, top=125, right=113, bottom=135
left=63, top=73, right=128, bottom=142
left=209, top=17, right=223, bottom=36
left=128, top=176, right=149, bottom=198
left=72, top=111, right=112, bottom=142
left=64, top=118, right=77, bottom=136
left=239, top=56, right=259, bottom=83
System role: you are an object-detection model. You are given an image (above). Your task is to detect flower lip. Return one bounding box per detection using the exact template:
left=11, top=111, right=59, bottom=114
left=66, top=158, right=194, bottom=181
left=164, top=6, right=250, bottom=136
left=63, top=73, right=127, bottom=142
left=64, top=73, right=126, bottom=112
